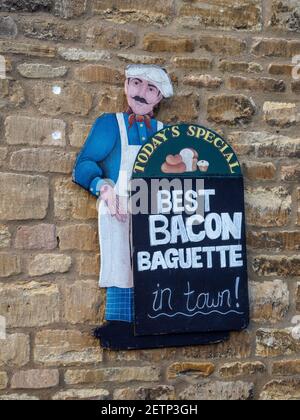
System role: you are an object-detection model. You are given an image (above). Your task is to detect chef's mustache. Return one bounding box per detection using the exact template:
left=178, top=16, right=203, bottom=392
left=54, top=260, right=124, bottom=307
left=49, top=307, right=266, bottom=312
left=133, top=96, right=149, bottom=105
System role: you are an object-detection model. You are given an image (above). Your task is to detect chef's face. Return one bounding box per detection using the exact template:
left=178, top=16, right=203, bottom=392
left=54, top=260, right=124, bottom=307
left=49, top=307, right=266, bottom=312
left=125, top=77, right=163, bottom=115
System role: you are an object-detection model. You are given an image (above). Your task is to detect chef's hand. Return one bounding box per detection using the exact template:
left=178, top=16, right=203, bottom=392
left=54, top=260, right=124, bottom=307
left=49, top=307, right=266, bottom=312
left=100, top=184, right=127, bottom=223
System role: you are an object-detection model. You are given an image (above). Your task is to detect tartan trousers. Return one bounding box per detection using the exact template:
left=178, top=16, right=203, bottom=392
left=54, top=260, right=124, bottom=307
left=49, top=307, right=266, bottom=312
left=105, top=287, right=134, bottom=323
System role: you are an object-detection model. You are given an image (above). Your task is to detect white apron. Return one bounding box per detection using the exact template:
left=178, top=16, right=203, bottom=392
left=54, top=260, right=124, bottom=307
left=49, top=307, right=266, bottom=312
left=98, top=113, right=163, bottom=288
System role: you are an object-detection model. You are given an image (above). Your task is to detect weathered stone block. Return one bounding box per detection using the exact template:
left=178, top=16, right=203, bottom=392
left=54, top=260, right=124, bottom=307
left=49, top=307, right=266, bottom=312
left=250, top=280, right=289, bottom=323
left=228, top=131, right=300, bottom=158
left=260, top=379, right=300, bottom=400
left=62, top=280, right=101, bottom=324
left=86, top=24, right=136, bottom=49
left=0, top=40, right=56, bottom=57
left=31, top=82, right=93, bottom=116
left=183, top=74, right=223, bottom=89
left=0, top=282, right=60, bottom=327
left=178, top=0, right=262, bottom=31
left=143, top=33, right=194, bottom=53
left=167, top=362, right=215, bottom=380
left=17, top=63, right=68, bottom=78
left=97, top=87, right=127, bottom=114
left=106, top=344, right=201, bottom=364
left=243, top=161, right=276, bottom=180
left=281, top=164, right=300, bottom=182
left=78, top=254, right=100, bottom=277
left=5, top=116, right=66, bottom=147
left=273, top=360, right=300, bottom=376
left=207, top=94, right=256, bottom=125
left=263, top=102, right=298, bottom=127
left=0, top=334, right=30, bottom=367
left=199, top=35, right=247, bottom=55
left=171, top=57, right=212, bottom=70
left=114, top=386, right=175, bottom=401
left=245, top=187, right=291, bottom=227
left=247, top=231, right=300, bottom=251
left=28, top=254, right=72, bottom=276
left=15, top=224, right=57, bottom=250
left=2, top=56, right=12, bottom=73
left=219, top=60, right=263, bottom=73
left=0, top=224, right=11, bottom=248
left=179, top=381, right=254, bottom=400
left=0, top=253, right=21, bottom=278
left=0, top=173, right=49, bottom=221
left=251, top=37, right=300, bottom=57
left=219, top=362, right=266, bottom=378
left=53, top=0, right=87, bottom=19
left=268, top=0, right=300, bottom=33
left=227, top=76, right=285, bottom=92
left=179, top=331, right=251, bottom=360
left=292, top=80, right=300, bottom=94
left=0, top=16, right=18, bottom=37
left=57, top=224, right=97, bottom=251
left=58, top=47, right=111, bottom=62
left=0, top=0, right=52, bottom=12
left=253, top=256, right=300, bottom=277
left=11, top=369, right=59, bottom=389
left=65, top=366, right=160, bottom=385
left=256, top=327, right=300, bottom=357
left=158, top=93, right=200, bottom=123
left=70, top=122, right=92, bottom=148
left=52, top=388, right=109, bottom=400
left=20, top=17, right=81, bottom=41
left=0, top=79, right=25, bottom=109
left=75, top=65, right=123, bottom=84
left=54, top=178, right=97, bottom=221
left=10, top=149, right=75, bottom=174
left=0, top=393, right=39, bottom=400
left=118, top=53, right=165, bottom=65
left=0, top=148, right=8, bottom=169
left=269, top=63, right=294, bottom=76
left=0, top=372, right=8, bottom=389
left=34, top=330, right=102, bottom=365
left=92, top=0, right=174, bottom=25
left=112, top=347, right=175, bottom=363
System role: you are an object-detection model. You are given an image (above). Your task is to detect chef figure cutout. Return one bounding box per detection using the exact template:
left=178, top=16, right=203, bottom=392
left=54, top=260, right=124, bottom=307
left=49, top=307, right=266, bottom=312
left=72, top=65, right=230, bottom=350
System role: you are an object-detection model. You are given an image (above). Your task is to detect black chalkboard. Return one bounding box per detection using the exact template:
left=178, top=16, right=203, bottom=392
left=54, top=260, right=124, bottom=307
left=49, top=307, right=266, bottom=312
left=131, top=176, right=249, bottom=336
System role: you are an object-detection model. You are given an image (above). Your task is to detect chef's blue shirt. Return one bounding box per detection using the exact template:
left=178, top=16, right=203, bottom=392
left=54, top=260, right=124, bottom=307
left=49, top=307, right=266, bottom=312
left=72, top=113, right=164, bottom=197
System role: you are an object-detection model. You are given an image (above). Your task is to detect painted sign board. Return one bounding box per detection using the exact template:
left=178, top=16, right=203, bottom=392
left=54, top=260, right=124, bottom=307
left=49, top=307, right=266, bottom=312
left=131, top=124, right=249, bottom=337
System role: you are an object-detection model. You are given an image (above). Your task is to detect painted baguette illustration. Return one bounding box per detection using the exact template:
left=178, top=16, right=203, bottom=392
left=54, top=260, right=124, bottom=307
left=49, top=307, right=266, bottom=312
left=161, top=149, right=199, bottom=173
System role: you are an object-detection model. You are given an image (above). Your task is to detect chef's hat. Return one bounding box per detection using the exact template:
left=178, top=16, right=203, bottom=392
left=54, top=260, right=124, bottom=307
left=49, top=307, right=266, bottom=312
left=125, top=64, right=174, bottom=98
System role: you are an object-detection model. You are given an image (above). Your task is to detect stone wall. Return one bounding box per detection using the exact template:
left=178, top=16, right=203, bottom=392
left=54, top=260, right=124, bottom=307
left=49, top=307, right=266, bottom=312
left=0, top=0, right=299, bottom=400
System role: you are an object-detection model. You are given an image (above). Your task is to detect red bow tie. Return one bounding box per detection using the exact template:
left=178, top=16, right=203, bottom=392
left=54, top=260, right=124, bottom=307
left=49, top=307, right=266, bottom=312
left=128, top=113, right=152, bottom=130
